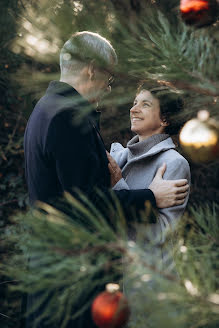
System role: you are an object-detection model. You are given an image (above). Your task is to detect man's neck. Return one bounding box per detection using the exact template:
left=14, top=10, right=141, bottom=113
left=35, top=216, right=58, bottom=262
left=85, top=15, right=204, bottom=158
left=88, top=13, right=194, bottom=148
left=60, top=78, right=79, bottom=93
left=60, top=78, right=98, bottom=108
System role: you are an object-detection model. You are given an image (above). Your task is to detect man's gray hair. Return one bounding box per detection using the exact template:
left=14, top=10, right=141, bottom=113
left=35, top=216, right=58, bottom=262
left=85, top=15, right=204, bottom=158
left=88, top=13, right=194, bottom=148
left=60, top=31, right=117, bottom=78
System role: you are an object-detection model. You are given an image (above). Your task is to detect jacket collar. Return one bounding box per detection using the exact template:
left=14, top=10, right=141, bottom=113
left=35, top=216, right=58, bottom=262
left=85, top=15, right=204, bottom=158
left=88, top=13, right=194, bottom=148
left=46, top=81, right=93, bottom=111
left=46, top=81, right=101, bottom=130
left=46, top=80, right=81, bottom=98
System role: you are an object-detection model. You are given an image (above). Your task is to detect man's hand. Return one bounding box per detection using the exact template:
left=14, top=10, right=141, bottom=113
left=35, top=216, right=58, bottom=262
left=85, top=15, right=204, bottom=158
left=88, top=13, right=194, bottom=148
left=149, top=163, right=189, bottom=209
left=106, top=151, right=122, bottom=187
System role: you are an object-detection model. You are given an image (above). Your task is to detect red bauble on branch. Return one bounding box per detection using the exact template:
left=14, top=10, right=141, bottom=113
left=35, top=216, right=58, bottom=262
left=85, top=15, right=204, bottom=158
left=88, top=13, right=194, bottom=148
left=180, top=0, right=218, bottom=27
left=91, top=283, right=130, bottom=328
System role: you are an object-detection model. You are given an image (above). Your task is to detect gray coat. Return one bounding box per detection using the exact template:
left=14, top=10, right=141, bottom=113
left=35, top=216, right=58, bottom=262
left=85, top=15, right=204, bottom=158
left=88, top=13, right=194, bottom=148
left=110, top=134, right=191, bottom=243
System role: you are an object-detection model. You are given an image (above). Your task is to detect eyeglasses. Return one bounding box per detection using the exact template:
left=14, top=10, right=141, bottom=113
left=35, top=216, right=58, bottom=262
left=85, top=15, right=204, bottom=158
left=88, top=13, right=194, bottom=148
left=108, top=75, right=114, bottom=87
left=96, top=67, right=115, bottom=87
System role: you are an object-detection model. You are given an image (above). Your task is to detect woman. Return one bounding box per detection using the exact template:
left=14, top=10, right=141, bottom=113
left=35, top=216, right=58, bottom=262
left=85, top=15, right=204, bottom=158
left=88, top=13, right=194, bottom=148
left=108, top=84, right=191, bottom=243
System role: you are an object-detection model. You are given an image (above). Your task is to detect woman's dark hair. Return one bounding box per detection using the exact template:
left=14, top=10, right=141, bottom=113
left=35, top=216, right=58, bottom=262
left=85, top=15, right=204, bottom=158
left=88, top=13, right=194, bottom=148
left=137, top=82, right=184, bottom=135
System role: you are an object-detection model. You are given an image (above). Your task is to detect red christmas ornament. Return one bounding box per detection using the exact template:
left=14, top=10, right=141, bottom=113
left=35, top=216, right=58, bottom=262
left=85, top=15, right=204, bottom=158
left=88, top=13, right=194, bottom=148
left=180, top=0, right=218, bottom=27
left=91, top=283, right=130, bottom=328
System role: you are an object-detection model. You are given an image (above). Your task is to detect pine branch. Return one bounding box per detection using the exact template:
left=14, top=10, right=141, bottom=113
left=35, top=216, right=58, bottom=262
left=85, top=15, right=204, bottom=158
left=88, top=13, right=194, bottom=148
left=2, top=195, right=219, bottom=328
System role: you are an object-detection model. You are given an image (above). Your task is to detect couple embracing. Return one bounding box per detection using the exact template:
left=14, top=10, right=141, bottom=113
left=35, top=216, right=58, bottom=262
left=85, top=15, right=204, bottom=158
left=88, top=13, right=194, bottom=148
left=24, top=31, right=190, bottom=328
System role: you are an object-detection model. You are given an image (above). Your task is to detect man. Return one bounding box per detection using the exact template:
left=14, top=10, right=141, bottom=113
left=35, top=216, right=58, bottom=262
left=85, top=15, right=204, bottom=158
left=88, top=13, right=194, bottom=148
left=23, top=31, right=189, bottom=327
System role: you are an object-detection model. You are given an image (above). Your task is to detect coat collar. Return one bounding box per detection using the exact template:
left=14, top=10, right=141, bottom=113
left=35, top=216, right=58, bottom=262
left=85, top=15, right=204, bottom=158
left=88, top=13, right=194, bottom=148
left=46, top=80, right=81, bottom=98
left=127, top=134, right=170, bottom=160
left=111, top=136, right=176, bottom=168
left=127, top=136, right=176, bottom=164
left=46, top=81, right=101, bottom=130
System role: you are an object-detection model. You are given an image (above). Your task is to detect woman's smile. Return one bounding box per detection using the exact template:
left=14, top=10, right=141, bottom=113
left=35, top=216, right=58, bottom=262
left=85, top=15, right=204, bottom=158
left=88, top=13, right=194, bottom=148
left=131, top=117, right=144, bottom=122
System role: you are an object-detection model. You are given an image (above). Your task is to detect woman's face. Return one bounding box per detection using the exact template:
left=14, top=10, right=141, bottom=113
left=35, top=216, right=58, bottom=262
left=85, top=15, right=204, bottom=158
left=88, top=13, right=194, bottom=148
left=130, top=90, right=165, bottom=140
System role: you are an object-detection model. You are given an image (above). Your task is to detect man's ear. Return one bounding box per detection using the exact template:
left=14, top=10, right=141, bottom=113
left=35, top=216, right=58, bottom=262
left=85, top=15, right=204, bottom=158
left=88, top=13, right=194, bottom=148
left=87, top=60, right=96, bottom=81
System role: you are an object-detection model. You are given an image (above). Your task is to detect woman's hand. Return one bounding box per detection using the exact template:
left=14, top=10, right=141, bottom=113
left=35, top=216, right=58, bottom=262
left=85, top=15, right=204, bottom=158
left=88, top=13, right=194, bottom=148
left=106, top=151, right=122, bottom=187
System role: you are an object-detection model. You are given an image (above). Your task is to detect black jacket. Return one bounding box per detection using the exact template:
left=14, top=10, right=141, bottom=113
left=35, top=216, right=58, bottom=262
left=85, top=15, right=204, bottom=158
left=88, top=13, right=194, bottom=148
left=24, top=81, right=156, bottom=211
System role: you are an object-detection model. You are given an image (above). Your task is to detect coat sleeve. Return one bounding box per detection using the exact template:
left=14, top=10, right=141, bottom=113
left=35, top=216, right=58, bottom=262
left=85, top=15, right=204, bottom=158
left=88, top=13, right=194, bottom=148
left=110, top=144, right=156, bottom=209
left=110, top=143, right=156, bottom=209
left=156, top=157, right=191, bottom=243
left=46, top=111, right=156, bottom=211
left=113, top=178, right=130, bottom=190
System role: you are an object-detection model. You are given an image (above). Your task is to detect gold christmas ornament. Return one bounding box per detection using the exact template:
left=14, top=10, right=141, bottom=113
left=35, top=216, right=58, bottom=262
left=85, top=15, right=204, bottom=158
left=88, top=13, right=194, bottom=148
left=179, top=110, right=219, bottom=163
